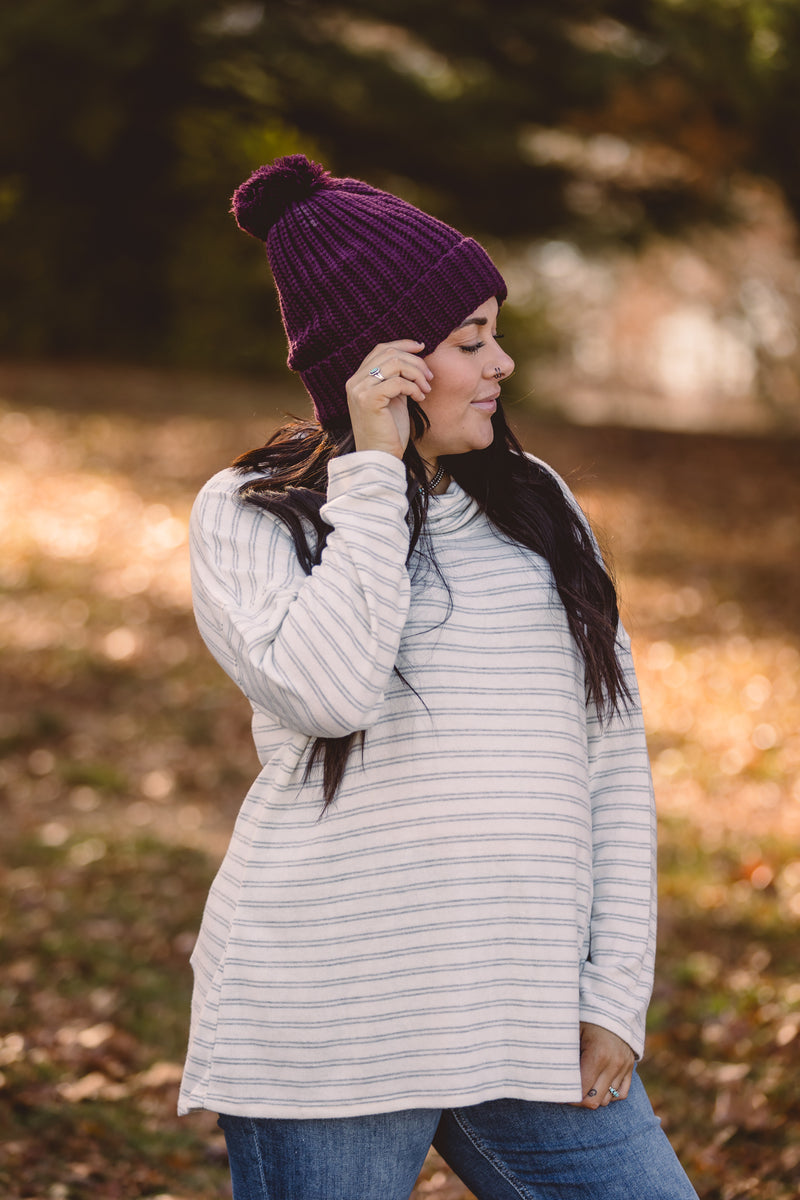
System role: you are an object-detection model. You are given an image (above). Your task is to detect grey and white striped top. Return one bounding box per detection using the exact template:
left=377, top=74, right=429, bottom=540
left=178, top=450, right=656, bottom=1119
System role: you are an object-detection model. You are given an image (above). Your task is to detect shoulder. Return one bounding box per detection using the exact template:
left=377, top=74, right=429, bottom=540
left=522, top=451, right=574, bottom=494
left=192, top=465, right=274, bottom=508
left=194, top=465, right=264, bottom=500
left=520, top=450, right=586, bottom=513
left=521, top=450, right=604, bottom=553
left=190, top=466, right=275, bottom=540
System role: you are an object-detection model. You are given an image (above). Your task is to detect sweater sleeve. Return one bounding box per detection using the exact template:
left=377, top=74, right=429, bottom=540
left=579, top=627, right=657, bottom=1059
left=524, top=452, right=657, bottom=1056
left=188, top=451, right=412, bottom=738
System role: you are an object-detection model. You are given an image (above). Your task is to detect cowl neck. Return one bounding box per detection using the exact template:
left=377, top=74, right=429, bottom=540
left=424, top=478, right=482, bottom=535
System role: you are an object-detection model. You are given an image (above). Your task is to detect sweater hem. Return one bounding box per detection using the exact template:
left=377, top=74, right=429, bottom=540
left=178, top=1079, right=585, bottom=1120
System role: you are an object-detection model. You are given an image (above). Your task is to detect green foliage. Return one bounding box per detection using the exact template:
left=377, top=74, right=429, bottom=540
left=1, top=0, right=799, bottom=368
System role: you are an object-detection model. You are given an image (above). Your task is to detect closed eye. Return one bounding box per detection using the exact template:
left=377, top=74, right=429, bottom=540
left=459, top=333, right=504, bottom=355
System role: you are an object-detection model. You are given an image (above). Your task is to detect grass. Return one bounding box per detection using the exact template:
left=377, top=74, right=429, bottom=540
left=1, top=361, right=799, bottom=1198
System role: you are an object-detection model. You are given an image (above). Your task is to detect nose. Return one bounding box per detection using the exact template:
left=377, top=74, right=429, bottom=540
left=484, top=344, right=515, bottom=381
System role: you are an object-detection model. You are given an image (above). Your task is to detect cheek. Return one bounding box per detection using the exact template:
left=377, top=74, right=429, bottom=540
left=423, top=357, right=475, bottom=405
left=423, top=389, right=468, bottom=430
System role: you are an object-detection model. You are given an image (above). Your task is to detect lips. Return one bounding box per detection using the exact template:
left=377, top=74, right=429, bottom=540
left=471, top=391, right=499, bottom=411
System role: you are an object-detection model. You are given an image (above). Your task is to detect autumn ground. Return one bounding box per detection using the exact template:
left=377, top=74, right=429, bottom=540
left=1, top=362, right=799, bottom=1200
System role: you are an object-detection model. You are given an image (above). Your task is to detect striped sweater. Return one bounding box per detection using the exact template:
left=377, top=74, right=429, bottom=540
left=178, top=450, right=657, bottom=1119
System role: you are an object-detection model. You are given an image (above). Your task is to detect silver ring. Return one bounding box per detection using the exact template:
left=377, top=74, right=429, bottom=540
left=493, top=367, right=503, bottom=380
left=608, top=1086, right=620, bottom=1100
left=368, top=367, right=385, bottom=382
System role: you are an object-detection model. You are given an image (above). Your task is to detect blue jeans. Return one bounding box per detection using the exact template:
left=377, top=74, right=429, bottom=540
left=218, top=1070, right=699, bottom=1200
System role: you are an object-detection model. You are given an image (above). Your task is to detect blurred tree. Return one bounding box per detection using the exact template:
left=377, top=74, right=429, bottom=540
left=0, top=0, right=798, bottom=367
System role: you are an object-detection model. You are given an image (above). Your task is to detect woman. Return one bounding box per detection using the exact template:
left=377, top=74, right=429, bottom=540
left=179, top=154, right=698, bottom=1199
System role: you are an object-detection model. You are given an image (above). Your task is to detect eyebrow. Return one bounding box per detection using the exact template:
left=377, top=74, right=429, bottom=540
left=456, top=316, right=488, bottom=329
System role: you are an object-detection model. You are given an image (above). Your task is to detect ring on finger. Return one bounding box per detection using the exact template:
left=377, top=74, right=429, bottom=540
left=608, top=1086, right=621, bottom=1100
left=368, top=367, right=386, bottom=382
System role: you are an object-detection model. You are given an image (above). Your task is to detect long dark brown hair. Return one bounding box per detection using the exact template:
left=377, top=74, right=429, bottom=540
left=234, top=400, right=630, bottom=809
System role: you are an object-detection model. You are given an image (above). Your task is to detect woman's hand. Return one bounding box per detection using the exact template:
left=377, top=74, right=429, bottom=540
left=574, top=1021, right=635, bottom=1109
left=346, top=340, right=433, bottom=459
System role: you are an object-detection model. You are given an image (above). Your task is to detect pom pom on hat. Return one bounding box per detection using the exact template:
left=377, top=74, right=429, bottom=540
left=231, top=154, right=331, bottom=240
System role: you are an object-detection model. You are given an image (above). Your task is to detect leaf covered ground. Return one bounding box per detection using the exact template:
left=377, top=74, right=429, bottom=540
left=1, top=363, right=799, bottom=1200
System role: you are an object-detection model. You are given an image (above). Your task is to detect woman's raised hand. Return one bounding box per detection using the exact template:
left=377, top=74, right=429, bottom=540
left=346, top=340, right=433, bottom=459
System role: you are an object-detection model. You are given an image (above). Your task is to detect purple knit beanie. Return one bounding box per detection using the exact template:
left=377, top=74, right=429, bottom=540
left=231, top=154, right=507, bottom=427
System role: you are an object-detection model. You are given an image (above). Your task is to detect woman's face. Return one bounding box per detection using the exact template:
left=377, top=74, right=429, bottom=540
left=415, top=297, right=515, bottom=464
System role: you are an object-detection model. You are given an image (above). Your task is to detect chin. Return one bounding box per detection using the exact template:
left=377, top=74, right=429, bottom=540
left=438, top=438, right=492, bottom=457
left=458, top=431, right=495, bottom=455
left=424, top=419, right=496, bottom=459
left=469, top=423, right=497, bottom=452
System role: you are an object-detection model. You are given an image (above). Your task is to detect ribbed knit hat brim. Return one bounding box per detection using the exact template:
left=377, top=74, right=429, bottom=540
left=300, top=237, right=507, bottom=426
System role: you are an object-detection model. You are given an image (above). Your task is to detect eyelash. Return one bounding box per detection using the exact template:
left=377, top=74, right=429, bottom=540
left=460, top=333, right=504, bottom=354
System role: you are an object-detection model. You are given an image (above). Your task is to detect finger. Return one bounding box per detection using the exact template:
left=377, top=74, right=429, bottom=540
left=364, top=345, right=433, bottom=374
left=373, top=374, right=431, bottom=399
left=600, top=1063, right=634, bottom=1106
left=365, top=367, right=431, bottom=392
left=368, top=338, right=427, bottom=357
left=598, top=1067, right=626, bottom=1107
left=363, top=343, right=429, bottom=373
left=613, top=1064, right=634, bottom=1101
left=609, top=1053, right=635, bottom=1101
left=355, top=377, right=430, bottom=408
left=387, top=383, right=430, bottom=407
left=578, top=1066, right=620, bottom=1109
left=364, top=357, right=433, bottom=389
left=361, top=374, right=431, bottom=405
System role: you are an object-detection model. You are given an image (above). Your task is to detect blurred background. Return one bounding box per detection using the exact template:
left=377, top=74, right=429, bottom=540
left=1, top=3, right=799, bottom=1199
left=3, top=0, right=800, bottom=430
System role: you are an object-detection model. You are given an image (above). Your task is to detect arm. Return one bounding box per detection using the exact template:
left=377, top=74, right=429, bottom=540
left=189, top=452, right=412, bottom=738
left=189, top=337, right=432, bottom=740
left=579, top=625, right=658, bottom=1063
left=523, top=452, right=657, bottom=1059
